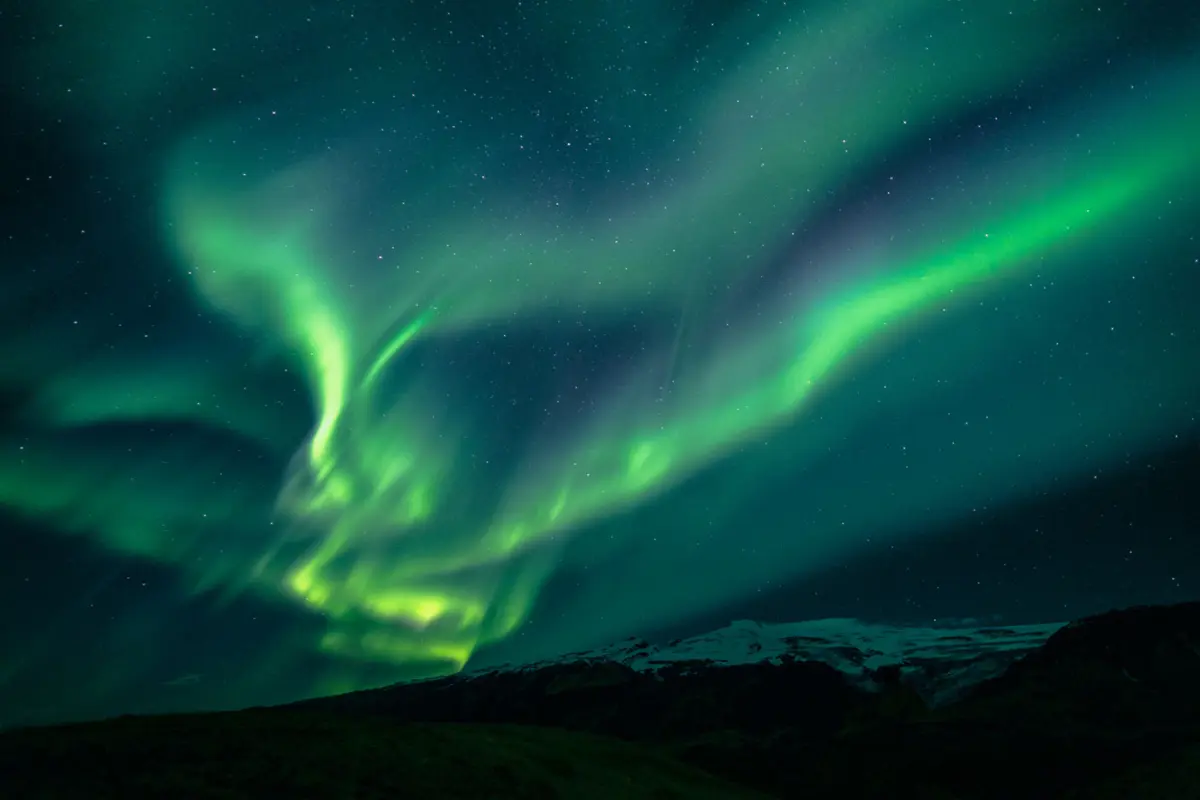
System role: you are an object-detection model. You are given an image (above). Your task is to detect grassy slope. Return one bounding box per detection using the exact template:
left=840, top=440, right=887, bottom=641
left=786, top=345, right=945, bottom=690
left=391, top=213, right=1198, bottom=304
left=0, top=711, right=767, bottom=799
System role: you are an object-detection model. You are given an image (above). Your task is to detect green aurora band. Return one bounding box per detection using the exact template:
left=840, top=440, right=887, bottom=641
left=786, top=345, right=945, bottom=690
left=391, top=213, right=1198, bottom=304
left=3, top=0, right=1197, bottom=701
left=162, top=57, right=1199, bottom=672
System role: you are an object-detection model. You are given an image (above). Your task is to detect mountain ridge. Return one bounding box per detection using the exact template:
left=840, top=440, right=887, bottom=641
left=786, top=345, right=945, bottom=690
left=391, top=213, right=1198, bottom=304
left=465, top=616, right=1066, bottom=707
left=3, top=602, right=1199, bottom=798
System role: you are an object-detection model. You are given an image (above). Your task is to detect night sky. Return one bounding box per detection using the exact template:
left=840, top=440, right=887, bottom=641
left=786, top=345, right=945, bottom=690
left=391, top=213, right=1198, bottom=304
left=2, top=0, right=1198, bottom=728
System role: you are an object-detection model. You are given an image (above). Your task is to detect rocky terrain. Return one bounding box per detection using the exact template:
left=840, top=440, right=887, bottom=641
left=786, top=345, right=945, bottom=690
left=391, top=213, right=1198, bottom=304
left=2, top=602, right=1198, bottom=798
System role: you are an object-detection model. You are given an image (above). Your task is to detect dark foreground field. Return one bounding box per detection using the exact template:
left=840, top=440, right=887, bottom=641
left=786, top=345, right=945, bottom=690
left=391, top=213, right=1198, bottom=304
left=3, top=602, right=1199, bottom=798
left=0, top=712, right=762, bottom=799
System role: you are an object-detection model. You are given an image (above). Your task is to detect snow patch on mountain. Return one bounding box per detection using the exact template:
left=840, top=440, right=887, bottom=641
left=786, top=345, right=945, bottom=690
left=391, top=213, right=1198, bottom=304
left=474, top=618, right=1066, bottom=706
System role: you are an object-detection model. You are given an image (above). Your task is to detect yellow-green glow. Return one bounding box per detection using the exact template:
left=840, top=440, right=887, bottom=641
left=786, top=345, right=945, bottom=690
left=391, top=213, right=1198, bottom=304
left=144, top=34, right=1200, bottom=681
left=6, top=0, right=1199, bottom=730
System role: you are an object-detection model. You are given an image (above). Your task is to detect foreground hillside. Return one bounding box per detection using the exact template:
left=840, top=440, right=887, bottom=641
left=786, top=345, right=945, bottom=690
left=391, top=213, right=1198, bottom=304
left=0, top=712, right=762, bottom=799
left=2, top=602, right=1198, bottom=798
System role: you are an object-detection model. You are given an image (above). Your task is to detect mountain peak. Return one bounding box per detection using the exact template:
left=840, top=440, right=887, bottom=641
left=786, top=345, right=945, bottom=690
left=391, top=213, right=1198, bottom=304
left=470, top=616, right=1067, bottom=706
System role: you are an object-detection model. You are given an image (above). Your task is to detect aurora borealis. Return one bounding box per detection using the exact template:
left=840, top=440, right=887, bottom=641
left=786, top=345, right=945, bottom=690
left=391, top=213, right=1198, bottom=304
left=2, top=0, right=1198, bottom=725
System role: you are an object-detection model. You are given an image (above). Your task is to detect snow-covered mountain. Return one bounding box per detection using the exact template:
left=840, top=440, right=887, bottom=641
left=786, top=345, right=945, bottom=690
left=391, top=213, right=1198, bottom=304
left=474, top=617, right=1067, bottom=707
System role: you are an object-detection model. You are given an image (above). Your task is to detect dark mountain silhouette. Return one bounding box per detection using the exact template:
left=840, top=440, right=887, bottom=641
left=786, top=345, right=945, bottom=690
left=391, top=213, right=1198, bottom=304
left=2, top=602, right=1198, bottom=798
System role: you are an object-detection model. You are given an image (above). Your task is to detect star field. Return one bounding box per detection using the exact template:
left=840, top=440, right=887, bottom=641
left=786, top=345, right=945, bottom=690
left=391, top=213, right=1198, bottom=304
left=0, top=0, right=1197, bottom=726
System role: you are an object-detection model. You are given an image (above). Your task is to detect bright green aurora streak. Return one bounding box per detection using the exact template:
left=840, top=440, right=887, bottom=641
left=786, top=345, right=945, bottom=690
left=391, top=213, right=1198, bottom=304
left=161, top=53, right=1200, bottom=674
left=3, top=0, right=1197, bottom=705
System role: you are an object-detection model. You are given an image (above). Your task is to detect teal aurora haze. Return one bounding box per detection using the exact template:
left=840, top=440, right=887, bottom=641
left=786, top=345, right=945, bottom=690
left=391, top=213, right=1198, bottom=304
left=1, top=0, right=1197, bottom=724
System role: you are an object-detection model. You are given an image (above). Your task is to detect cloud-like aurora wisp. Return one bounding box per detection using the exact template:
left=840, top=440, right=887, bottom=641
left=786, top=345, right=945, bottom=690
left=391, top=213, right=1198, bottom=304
left=158, top=40, right=1200, bottom=680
